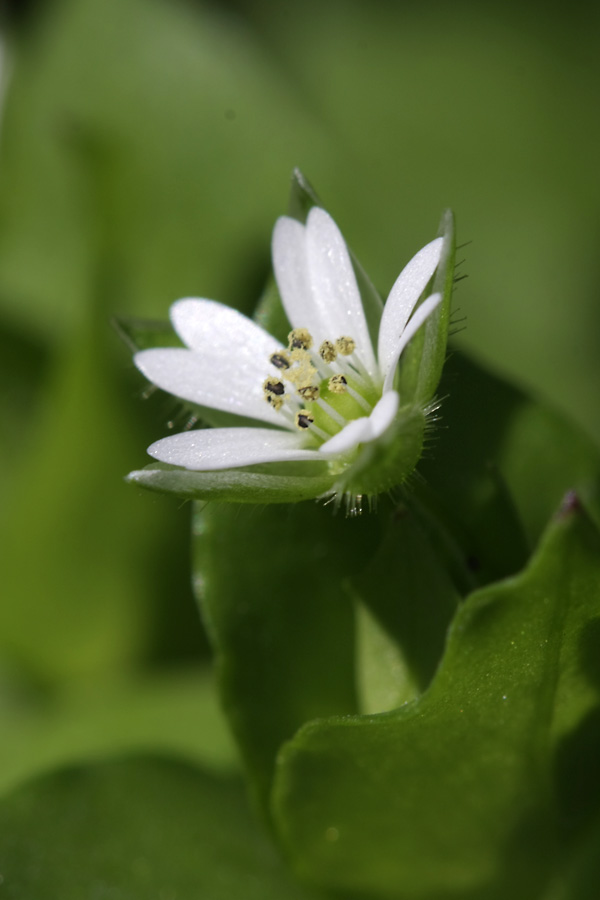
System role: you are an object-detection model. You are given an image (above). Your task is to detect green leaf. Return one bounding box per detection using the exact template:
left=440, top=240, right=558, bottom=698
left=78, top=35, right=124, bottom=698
left=0, top=756, right=318, bottom=900
left=0, top=668, right=237, bottom=799
left=272, top=498, right=600, bottom=899
left=416, top=351, right=600, bottom=585
left=193, top=501, right=383, bottom=812
left=350, top=502, right=460, bottom=712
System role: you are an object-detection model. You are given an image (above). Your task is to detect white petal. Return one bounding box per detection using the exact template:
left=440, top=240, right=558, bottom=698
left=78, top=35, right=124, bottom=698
left=147, top=427, right=322, bottom=470
left=319, top=416, right=374, bottom=457
left=135, top=298, right=290, bottom=425
left=169, top=297, right=280, bottom=356
left=305, top=208, right=378, bottom=375
left=272, top=217, right=313, bottom=333
left=319, top=390, right=399, bottom=457
left=378, top=237, right=443, bottom=380
left=369, top=390, right=400, bottom=438
left=382, top=293, right=442, bottom=393
left=273, top=211, right=378, bottom=376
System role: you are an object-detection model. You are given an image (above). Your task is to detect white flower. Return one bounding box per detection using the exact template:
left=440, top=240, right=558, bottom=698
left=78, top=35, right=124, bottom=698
left=130, top=207, right=449, bottom=508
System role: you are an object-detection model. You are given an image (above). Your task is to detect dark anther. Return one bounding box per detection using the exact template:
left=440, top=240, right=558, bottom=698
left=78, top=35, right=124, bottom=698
left=270, top=352, right=290, bottom=370
left=296, top=411, right=314, bottom=429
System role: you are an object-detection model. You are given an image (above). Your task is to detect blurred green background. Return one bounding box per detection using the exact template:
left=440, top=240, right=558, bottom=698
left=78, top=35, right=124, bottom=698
left=0, top=0, right=599, bottom=787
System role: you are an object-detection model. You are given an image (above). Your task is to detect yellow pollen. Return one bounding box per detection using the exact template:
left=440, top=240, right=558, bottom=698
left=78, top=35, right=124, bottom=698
left=266, top=394, right=284, bottom=411
left=336, top=336, right=355, bottom=356
left=288, top=328, right=313, bottom=351
left=328, top=374, right=348, bottom=394
left=298, top=384, right=320, bottom=402
left=319, top=340, right=337, bottom=363
left=295, top=409, right=314, bottom=429
left=287, top=349, right=318, bottom=387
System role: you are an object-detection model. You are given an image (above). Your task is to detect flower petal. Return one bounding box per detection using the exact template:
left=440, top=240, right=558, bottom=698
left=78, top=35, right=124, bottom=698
left=377, top=237, right=443, bottom=380
left=319, top=390, right=399, bottom=457
left=319, top=416, right=374, bottom=457
left=169, top=297, right=280, bottom=356
left=135, top=298, right=290, bottom=426
left=369, top=390, right=400, bottom=438
left=273, top=210, right=378, bottom=376
left=147, top=427, right=322, bottom=470
left=272, top=216, right=313, bottom=332
left=382, top=293, right=442, bottom=393
left=305, top=208, right=378, bottom=375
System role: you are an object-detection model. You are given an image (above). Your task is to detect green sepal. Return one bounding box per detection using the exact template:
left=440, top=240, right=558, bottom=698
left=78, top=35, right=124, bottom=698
left=126, top=461, right=335, bottom=504
left=335, top=404, right=426, bottom=500
left=112, top=314, right=181, bottom=352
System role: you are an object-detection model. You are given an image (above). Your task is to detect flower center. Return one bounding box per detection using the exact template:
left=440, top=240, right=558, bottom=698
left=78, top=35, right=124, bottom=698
left=263, top=328, right=379, bottom=444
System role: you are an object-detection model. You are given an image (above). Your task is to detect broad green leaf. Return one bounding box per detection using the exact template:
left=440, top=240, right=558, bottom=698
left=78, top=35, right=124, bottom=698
left=0, top=322, right=177, bottom=683
left=416, top=351, right=600, bottom=583
left=272, top=499, right=600, bottom=899
left=193, top=501, right=382, bottom=812
left=350, top=502, right=460, bottom=712
left=0, top=756, right=318, bottom=900
left=0, top=668, right=237, bottom=799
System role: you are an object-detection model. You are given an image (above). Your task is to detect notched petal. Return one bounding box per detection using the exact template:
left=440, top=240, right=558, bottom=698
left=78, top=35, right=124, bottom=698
left=378, top=237, right=443, bottom=380
left=148, top=427, right=321, bottom=471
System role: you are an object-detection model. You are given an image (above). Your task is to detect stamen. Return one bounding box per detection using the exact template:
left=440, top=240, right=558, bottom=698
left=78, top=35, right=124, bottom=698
left=347, top=384, right=372, bottom=412
left=317, top=398, right=347, bottom=427
left=288, top=328, right=313, bottom=351
left=328, top=374, right=347, bottom=394
left=263, top=377, right=285, bottom=397
left=265, top=394, right=284, bottom=411
left=298, top=384, right=320, bottom=402
left=331, top=351, right=372, bottom=393
left=263, top=377, right=286, bottom=411
left=336, top=336, right=356, bottom=356
left=319, top=340, right=337, bottom=363
left=270, top=351, right=291, bottom=370
left=295, top=409, right=315, bottom=430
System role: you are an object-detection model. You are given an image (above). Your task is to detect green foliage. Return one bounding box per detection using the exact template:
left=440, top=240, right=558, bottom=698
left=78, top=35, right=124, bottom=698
left=0, top=757, right=318, bottom=900
left=272, top=501, right=600, bottom=899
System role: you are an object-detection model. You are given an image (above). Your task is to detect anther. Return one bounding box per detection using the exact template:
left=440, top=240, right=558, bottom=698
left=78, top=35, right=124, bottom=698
left=263, top=377, right=285, bottom=397
left=319, top=340, right=337, bottom=363
left=266, top=394, right=284, bottom=411
left=328, top=374, right=347, bottom=394
left=270, top=351, right=290, bottom=370
left=295, top=409, right=314, bottom=430
left=263, top=378, right=285, bottom=411
left=288, top=328, right=313, bottom=351
left=298, top=384, right=320, bottom=402
left=336, top=336, right=356, bottom=356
